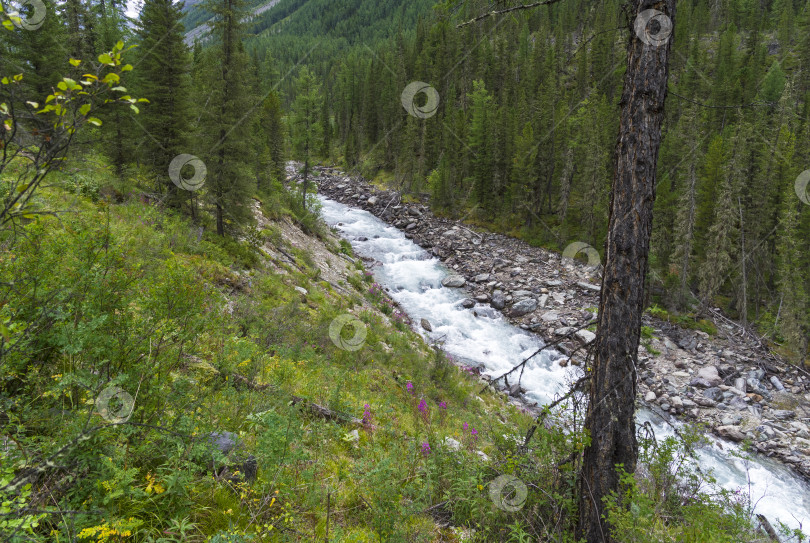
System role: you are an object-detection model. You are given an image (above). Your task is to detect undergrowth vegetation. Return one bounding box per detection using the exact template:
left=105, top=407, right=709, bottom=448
left=0, top=156, right=793, bottom=542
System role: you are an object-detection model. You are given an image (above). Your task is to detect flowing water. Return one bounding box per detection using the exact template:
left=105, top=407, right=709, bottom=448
left=320, top=195, right=810, bottom=535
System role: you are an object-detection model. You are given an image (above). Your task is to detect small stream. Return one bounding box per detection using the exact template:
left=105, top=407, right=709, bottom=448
left=319, top=195, right=810, bottom=535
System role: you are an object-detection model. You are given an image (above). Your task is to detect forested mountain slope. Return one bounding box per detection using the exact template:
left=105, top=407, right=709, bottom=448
left=314, top=0, right=810, bottom=362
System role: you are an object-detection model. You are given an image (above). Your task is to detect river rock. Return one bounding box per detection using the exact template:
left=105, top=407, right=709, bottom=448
left=421, top=318, right=433, bottom=332
left=575, top=329, right=596, bottom=345
left=694, top=396, right=717, bottom=408
left=512, top=290, right=534, bottom=300
left=717, top=425, right=746, bottom=442
left=474, top=273, right=490, bottom=283
left=770, top=376, right=786, bottom=391
left=770, top=409, right=795, bottom=421
left=696, top=366, right=722, bottom=387
left=491, top=290, right=506, bottom=310
left=510, top=298, right=537, bottom=317
left=442, top=275, right=466, bottom=288
left=645, top=391, right=657, bottom=402
left=294, top=286, right=308, bottom=296
left=368, top=196, right=378, bottom=206
left=576, top=281, right=600, bottom=292
left=461, top=298, right=476, bottom=309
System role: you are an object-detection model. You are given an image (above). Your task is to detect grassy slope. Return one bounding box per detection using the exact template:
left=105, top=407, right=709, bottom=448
left=0, top=154, right=542, bottom=542
left=0, top=154, right=777, bottom=542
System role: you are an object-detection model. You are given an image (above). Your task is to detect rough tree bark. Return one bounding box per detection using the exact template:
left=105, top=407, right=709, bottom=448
left=577, top=2, right=675, bottom=542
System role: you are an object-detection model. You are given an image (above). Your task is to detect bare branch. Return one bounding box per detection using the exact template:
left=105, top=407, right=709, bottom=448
left=456, top=0, right=566, bottom=28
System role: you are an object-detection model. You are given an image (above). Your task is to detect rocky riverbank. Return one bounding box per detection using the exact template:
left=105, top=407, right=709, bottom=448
left=300, top=164, right=810, bottom=482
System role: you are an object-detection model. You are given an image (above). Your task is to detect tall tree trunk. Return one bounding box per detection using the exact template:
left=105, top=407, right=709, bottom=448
left=577, top=2, right=675, bottom=542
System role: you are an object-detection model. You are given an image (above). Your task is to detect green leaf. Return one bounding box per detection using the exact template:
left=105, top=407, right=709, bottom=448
left=129, top=104, right=139, bottom=114
left=102, top=72, right=120, bottom=84
left=121, top=64, right=133, bottom=72
left=69, top=58, right=81, bottom=67
left=79, top=104, right=91, bottom=116
left=98, top=53, right=113, bottom=65
left=87, top=117, right=102, bottom=126
left=111, top=86, right=127, bottom=92
left=56, top=81, right=67, bottom=91
left=1, top=20, right=12, bottom=30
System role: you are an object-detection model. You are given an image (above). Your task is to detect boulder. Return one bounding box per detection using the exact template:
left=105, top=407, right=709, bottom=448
left=442, top=275, right=466, bottom=288
left=208, top=431, right=239, bottom=456
left=421, top=318, right=433, bottom=332
left=693, top=396, right=717, bottom=408
left=575, top=329, right=596, bottom=345
left=510, top=298, right=537, bottom=317
left=490, top=290, right=506, bottom=310
left=696, top=366, right=722, bottom=387
left=717, top=425, right=746, bottom=442
left=770, top=376, right=786, bottom=391
left=461, top=298, right=476, bottom=309
left=770, top=409, right=795, bottom=421
left=444, top=437, right=462, bottom=451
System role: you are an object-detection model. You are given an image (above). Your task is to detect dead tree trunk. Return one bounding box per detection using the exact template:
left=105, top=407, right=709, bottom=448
left=577, top=2, right=675, bottom=542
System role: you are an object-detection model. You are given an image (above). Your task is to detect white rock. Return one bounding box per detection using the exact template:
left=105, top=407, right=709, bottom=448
left=575, top=329, right=596, bottom=345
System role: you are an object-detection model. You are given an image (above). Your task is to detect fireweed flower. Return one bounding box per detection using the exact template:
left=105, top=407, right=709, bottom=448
left=418, top=399, right=427, bottom=413
left=438, top=401, right=447, bottom=409
left=421, top=442, right=431, bottom=456
left=463, top=422, right=469, bottom=432
left=362, top=404, right=372, bottom=425
left=406, top=381, right=414, bottom=394
left=471, top=428, right=478, bottom=439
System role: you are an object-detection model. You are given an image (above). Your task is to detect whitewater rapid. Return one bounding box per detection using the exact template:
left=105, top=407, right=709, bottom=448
left=320, top=195, right=810, bottom=536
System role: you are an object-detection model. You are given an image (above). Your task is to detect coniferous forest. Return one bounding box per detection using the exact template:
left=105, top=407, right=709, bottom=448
left=1, top=0, right=810, bottom=541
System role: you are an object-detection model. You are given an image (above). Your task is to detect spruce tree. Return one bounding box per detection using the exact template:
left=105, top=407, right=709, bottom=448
left=134, top=0, right=192, bottom=203
left=291, top=67, right=323, bottom=210
left=199, top=0, right=254, bottom=235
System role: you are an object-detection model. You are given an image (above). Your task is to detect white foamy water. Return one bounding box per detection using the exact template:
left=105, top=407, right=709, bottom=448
left=320, top=195, right=810, bottom=535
